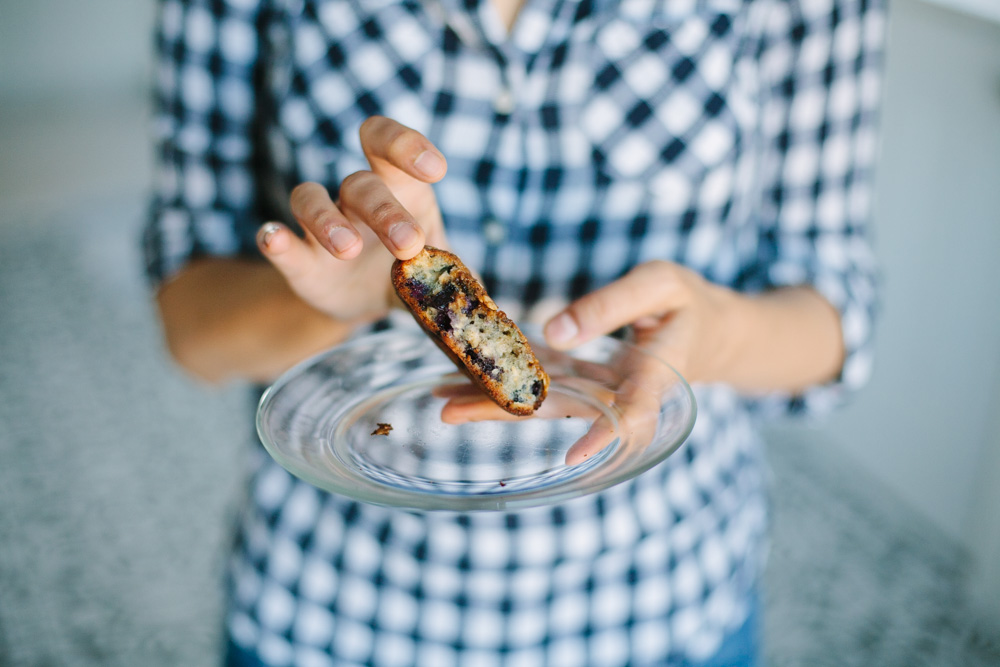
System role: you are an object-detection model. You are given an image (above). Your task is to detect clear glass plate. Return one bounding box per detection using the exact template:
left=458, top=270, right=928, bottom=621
left=257, top=327, right=696, bottom=511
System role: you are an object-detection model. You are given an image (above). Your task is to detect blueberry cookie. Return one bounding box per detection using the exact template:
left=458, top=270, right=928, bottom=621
left=391, top=246, right=549, bottom=415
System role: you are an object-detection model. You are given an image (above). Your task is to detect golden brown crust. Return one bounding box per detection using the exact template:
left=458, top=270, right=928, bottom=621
left=391, top=246, right=549, bottom=415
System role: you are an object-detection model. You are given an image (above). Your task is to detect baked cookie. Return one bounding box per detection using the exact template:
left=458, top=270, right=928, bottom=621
left=391, top=246, right=549, bottom=416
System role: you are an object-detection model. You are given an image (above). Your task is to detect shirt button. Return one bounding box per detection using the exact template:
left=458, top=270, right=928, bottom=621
left=493, top=86, right=515, bottom=115
left=482, top=217, right=507, bottom=244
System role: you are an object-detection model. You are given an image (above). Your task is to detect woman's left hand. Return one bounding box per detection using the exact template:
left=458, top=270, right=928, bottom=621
left=438, top=260, right=844, bottom=464
left=536, top=261, right=741, bottom=462
left=436, top=261, right=742, bottom=462
left=543, top=260, right=740, bottom=385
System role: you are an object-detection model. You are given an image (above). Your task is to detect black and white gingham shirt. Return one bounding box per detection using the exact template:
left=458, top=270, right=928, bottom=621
left=146, top=0, right=884, bottom=663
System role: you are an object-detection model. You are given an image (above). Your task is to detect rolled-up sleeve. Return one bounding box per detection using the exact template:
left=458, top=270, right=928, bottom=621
left=744, top=0, right=886, bottom=416
left=143, top=0, right=270, bottom=285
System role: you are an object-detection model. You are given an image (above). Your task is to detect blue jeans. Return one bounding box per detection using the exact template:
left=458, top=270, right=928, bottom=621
left=683, top=594, right=760, bottom=667
left=225, top=595, right=760, bottom=667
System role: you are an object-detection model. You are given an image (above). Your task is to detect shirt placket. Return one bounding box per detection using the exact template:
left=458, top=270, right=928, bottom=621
left=423, top=0, right=527, bottom=115
left=425, top=0, right=563, bottom=248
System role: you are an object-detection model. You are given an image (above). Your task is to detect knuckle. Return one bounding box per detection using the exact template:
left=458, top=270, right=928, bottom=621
left=636, top=260, right=684, bottom=293
left=289, top=182, right=316, bottom=211
left=634, top=260, right=693, bottom=306
left=386, top=131, right=408, bottom=158
left=638, top=259, right=673, bottom=280
left=360, top=116, right=422, bottom=163
left=369, top=200, right=405, bottom=229
left=338, top=170, right=375, bottom=198
left=575, top=294, right=613, bottom=327
left=359, top=115, right=386, bottom=138
left=386, top=128, right=419, bottom=159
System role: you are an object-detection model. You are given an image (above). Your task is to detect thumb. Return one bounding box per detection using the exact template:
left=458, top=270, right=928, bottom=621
left=543, top=261, right=687, bottom=350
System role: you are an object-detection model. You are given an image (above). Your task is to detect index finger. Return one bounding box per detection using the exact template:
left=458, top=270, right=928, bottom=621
left=359, top=116, right=447, bottom=183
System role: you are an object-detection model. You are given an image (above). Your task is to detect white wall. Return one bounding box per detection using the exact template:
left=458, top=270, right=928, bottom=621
left=0, top=0, right=154, bottom=100
left=821, top=0, right=1000, bottom=544
left=923, top=0, right=1000, bottom=24
left=771, top=0, right=1000, bottom=622
left=0, top=1, right=156, bottom=222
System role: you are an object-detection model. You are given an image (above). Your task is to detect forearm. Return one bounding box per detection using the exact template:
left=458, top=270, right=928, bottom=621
left=156, top=258, right=359, bottom=384
left=719, top=286, right=845, bottom=395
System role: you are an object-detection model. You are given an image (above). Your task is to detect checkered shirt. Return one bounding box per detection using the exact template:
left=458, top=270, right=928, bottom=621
left=145, top=0, right=884, bottom=663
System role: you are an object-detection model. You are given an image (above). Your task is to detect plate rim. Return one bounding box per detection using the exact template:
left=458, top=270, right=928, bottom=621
left=256, top=326, right=697, bottom=511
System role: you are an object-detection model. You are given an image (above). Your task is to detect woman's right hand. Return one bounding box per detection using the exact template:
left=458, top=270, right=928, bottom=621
left=257, top=116, right=449, bottom=322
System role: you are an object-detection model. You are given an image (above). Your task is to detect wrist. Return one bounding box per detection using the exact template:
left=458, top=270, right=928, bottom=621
left=705, top=285, right=755, bottom=386
left=706, top=286, right=845, bottom=393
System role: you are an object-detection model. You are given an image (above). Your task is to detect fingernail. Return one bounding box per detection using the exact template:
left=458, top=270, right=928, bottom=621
left=389, top=222, right=419, bottom=251
left=328, top=226, right=358, bottom=253
left=546, top=313, right=579, bottom=345
left=258, top=222, right=280, bottom=249
left=413, top=150, right=445, bottom=179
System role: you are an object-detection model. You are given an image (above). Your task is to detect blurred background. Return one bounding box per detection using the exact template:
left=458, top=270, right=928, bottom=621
left=0, top=0, right=998, bottom=664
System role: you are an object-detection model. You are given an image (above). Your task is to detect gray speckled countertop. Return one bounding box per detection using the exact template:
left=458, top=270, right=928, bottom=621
left=0, top=196, right=996, bottom=666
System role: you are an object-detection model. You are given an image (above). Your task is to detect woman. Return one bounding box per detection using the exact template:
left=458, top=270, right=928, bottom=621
left=146, top=0, right=884, bottom=663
